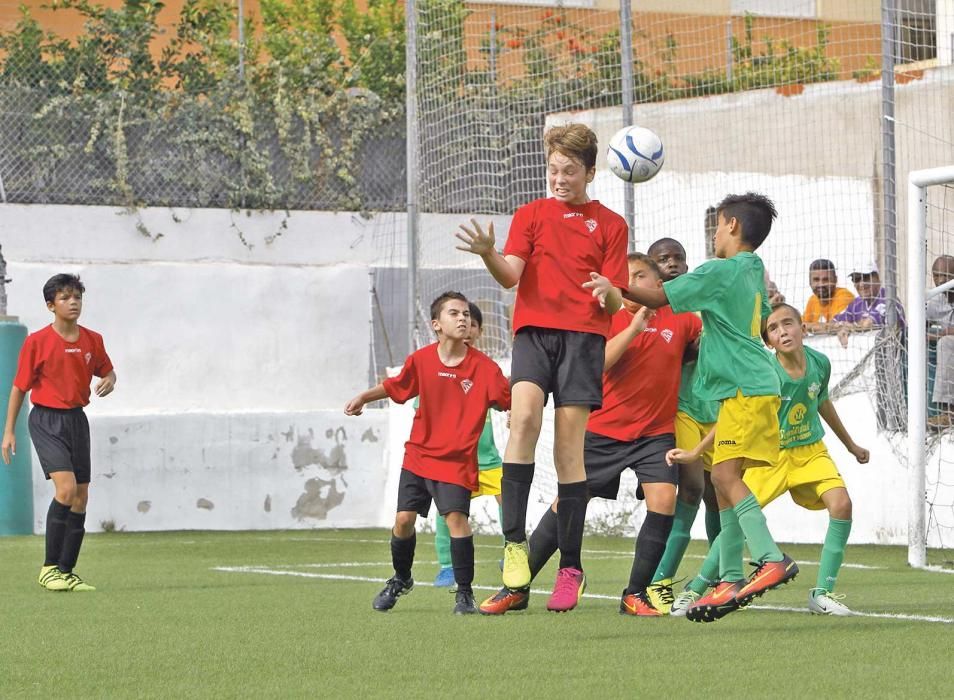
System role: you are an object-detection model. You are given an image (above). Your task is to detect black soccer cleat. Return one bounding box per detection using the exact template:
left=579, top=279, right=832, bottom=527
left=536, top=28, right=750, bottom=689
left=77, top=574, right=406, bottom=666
left=453, top=588, right=478, bottom=615
left=372, top=575, right=413, bottom=611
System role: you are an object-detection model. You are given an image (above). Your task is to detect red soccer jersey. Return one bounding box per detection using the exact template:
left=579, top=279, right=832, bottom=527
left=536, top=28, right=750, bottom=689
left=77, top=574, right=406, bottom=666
left=383, top=343, right=511, bottom=490
left=503, top=198, right=629, bottom=338
left=14, top=325, right=113, bottom=409
left=587, top=306, right=701, bottom=441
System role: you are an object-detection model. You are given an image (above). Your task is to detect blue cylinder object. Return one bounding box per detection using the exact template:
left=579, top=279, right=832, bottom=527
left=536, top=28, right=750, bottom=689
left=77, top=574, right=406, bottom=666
left=0, top=319, right=33, bottom=535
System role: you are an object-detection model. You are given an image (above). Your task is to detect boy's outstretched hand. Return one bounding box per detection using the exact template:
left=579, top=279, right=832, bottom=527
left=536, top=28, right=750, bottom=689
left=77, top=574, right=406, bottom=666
left=455, top=220, right=496, bottom=257
left=630, top=305, right=656, bottom=332
left=582, top=272, right=612, bottom=308
left=1, top=432, right=14, bottom=465
left=344, top=396, right=366, bottom=416
left=665, top=447, right=696, bottom=467
left=850, top=443, right=870, bottom=464
left=94, top=374, right=115, bottom=397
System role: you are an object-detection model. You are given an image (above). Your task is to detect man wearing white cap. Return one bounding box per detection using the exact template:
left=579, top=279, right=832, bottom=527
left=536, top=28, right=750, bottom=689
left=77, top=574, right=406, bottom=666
left=834, top=261, right=905, bottom=347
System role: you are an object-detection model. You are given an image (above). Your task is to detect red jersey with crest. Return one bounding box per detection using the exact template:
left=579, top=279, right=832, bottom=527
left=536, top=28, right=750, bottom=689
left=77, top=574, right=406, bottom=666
left=503, top=198, right=629, bottom=338
left=14, top=325, right=113, bottom=409
left=587, top=306, right=701, bottom=441
left=384, top=343, right=511, bottom=490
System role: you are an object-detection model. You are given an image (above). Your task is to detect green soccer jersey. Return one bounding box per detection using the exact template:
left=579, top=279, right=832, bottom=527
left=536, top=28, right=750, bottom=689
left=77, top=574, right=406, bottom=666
left=776, top=345, right=831, bottom=449
left=664, top=252, right=780, bottom=401
left=677, top=361, right=720, bottom=424
left=477, top=411, right=501, bottom=470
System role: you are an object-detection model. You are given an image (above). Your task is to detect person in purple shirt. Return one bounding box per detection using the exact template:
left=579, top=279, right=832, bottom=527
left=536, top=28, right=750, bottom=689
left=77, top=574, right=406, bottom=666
left=835, top=261, right=905, bottom=347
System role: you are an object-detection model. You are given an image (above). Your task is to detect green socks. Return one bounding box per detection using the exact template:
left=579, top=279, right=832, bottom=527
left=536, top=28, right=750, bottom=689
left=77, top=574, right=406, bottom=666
left=704, top=509, right=722, bottom=544
left=817, top=518, right=852, bottom=592
left=652, top=500, right=699, bottom=582
left=718, top=508, right=745, bottom=581
left=434, top=515, right=452, bottom=569
left=734, top=493, right=783, bottom=564
left=688, top=533, right=722, bottom=594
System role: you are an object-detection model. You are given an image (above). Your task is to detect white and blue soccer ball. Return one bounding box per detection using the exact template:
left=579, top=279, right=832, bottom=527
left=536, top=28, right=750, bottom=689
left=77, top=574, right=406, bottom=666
left=606, top=125, right=664, bottom=183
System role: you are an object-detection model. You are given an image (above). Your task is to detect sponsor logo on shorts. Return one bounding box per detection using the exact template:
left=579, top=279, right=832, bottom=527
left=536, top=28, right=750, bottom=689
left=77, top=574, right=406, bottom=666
left=460, top=379, right=473, bottom=394
left=717, top=439, right=737, bottom=446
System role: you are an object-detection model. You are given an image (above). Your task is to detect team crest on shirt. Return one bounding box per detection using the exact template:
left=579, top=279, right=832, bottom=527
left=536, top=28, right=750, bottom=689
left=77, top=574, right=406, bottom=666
left=660, top=329, right=673, bottom=343
left=85, top=352, right=92, bottom=365
left=460, top=379, right=473, bottom=394
left=807, top=382, right=820, bottom=399
left=583, top=218, right=598, bottom=233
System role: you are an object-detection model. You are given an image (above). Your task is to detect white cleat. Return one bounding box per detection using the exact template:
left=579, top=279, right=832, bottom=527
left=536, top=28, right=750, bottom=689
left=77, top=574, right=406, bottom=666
left=808, top=588, right=854, bottom=616
left=670, top=589, right=702, bottom=618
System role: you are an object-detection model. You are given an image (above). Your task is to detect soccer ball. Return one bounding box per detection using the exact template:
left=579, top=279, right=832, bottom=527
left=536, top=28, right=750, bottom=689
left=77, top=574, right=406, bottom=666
left=606, top=125, right=665, bottom=183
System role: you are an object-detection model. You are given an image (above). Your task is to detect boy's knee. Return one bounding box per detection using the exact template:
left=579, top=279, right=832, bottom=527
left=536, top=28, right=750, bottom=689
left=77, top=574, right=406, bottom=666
left=444, top=511, right=471, bottom=536
left=393, top=512, right=417, bottom=537
left=55, top=483, right=77, bottom=504
left=509, top=409, right=542, bottom=441
left=827, top=491, right=852, bottom=520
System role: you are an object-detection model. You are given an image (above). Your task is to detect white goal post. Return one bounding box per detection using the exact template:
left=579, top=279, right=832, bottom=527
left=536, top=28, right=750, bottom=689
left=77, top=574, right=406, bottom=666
left=906, top=165, right=954, bottom=569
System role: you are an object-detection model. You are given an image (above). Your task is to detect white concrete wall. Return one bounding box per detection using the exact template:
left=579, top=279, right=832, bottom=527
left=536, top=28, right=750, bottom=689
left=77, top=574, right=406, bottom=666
left=0, top=203, right=402, bottom=531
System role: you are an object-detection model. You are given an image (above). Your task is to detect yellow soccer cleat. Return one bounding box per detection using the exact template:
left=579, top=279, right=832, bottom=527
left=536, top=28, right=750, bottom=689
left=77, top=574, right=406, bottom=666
left=61, top=572, right=96, bottom=592
left=501, top=541, right=531, bottom=589
left=646, top=578, right=675, bottom=615
left=38, top=565, right=69, bottom=592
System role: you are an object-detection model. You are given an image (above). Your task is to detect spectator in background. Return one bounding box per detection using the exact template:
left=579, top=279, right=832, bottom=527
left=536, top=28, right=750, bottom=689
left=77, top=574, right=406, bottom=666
left=928, top=255, right=954, bottom=429
left=765, top=272, right=785, bottom=305
left=835, top=261, right=905, bottom=347
left=803, top=259, right=855, bottom=334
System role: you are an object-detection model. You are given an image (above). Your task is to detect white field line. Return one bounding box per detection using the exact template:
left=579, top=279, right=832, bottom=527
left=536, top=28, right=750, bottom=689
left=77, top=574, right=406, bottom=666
left=213, top=565, right=954, bottom=625
left=253, top=535, right=886, bottom=571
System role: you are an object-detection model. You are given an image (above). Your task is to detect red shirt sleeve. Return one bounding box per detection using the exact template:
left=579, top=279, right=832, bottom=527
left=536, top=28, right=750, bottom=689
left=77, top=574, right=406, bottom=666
left=13, top=336, right=38, bottom=393
left=600, top=216, right=630, bottom=291
left=502, top=202, right=535, bottom=261
left=687, top=313, right=703, bottom=343
left=382, top=353, right=419, bottom=404
left=488, top=365, right=511, bottom=411
left=94, top=334, right=114, bottom=378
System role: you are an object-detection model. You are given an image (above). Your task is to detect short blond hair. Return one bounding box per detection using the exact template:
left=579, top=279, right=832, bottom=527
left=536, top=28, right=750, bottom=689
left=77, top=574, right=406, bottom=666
left=544, top=124, right=598, bottom=171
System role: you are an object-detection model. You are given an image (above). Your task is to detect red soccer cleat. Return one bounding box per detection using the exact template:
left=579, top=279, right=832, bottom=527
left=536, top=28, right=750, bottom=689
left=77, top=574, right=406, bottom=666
left=619, top=589, right=663, bottom=617
left=735, top=554, right=799, bottom=606
left=685, top=580, right=746, bottom=623
left=478, top=587, right=530, bottom=615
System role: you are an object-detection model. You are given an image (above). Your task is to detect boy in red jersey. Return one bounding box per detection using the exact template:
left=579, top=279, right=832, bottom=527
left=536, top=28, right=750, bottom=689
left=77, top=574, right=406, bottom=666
left=2, top=274, right=116, bottom=592
left=456, top=124, right=629, bottom=612
left=479, top=254, right=701, bottom=615
left=345, top=292, right=510, bottom=615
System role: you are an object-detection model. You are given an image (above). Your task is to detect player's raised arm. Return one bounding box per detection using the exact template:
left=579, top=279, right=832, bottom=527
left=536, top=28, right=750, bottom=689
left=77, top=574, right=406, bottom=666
left=455, top=220, right=525, bottom=289
left=818, top=399, right=869, bottom=464
left=622, top=283, right=669, bottom=309
left=344, top=384, right=389, bottom=416
left=603, top=305, right=654, bottom=371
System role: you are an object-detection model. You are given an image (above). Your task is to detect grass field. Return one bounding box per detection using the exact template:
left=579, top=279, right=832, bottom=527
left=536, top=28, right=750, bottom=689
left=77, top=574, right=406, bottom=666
left=2, top=529, right=953, bottom=698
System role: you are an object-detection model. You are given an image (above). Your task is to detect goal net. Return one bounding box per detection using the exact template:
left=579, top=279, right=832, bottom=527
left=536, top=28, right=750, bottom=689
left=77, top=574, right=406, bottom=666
left=396, top=1, right=954, bottom=540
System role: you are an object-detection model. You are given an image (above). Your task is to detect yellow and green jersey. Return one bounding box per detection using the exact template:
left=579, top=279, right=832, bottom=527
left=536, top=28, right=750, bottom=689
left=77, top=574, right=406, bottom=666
left=664, top=252, right=780, bottom=401
left=776, top=345, right=831, bottom=450
left=477, top=412, right=501, bottom=471
left=677, top=360, right=720, bottom=424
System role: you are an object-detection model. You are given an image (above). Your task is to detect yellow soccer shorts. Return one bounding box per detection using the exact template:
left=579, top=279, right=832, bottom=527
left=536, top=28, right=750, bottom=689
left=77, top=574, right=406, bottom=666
left=674, top=411, right=716, bottom=469
left=743, top=440, right=846, bottom=510
left=712, top=391, right=781, bottom=470
left=473, top=466, right=502, bottom=498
